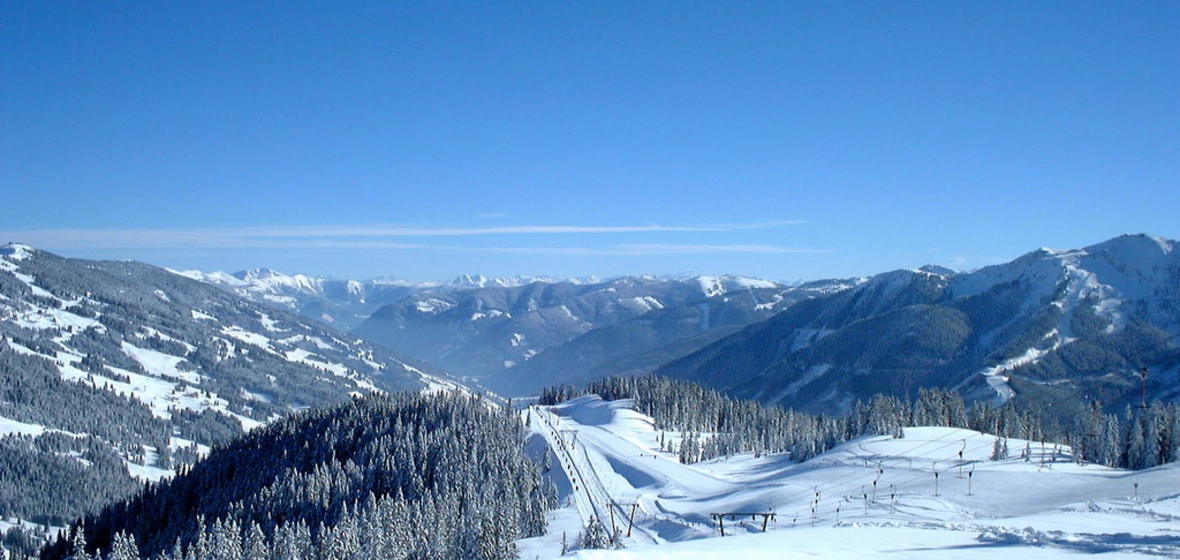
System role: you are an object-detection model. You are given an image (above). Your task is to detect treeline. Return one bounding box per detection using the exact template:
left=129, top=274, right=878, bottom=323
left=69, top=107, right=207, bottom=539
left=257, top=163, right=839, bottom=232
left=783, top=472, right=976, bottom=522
left=1, top=252, right=430, bottom=531
left=542, top=376, right=846, bottom=462
left=0, top=341, right=198, bottom=527
left=542, top=376, right=1180, bottom=470
left=41, top=392, right=557, bottom=560
left=0, top=343, right=171, bottom=452
left=0, top=435, right=141, bottom=527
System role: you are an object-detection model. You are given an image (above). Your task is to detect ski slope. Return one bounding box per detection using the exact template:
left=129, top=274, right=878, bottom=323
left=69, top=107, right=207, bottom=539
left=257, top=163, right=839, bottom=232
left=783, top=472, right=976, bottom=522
left=519, top=396, right=1180, bottom=559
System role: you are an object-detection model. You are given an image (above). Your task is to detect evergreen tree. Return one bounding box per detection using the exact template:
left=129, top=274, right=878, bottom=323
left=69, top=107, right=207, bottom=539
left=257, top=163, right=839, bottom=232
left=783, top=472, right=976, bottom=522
left=106, top=532, right=138, bottom=560
left=578, top=517, right=610, bottom=550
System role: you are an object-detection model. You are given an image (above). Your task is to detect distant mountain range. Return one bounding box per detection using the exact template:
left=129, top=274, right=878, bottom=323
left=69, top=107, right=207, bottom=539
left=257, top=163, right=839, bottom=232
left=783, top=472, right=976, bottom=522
left=173, top=233, right=1180, bottom=418
left=658, top=234, right=1180, bottom=420
left=353, top=275, right=859, bottom=395
left=173, top=268, right=438, bottom=331
left=179, top=266, right=856, bottom=397
left=4, top=234, right=1178, bottom=558
left=174, top=269, right=600, bottom=331
left=0, top=244, right=460, bottom=526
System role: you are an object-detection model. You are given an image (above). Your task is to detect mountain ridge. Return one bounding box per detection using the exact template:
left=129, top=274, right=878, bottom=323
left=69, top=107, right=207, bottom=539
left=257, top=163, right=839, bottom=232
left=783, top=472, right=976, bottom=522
left=657, top=233, right=1180, bottom=419
left=0, top=245, right=464, bottom=529
left=353, top=274, right=861, bottom=394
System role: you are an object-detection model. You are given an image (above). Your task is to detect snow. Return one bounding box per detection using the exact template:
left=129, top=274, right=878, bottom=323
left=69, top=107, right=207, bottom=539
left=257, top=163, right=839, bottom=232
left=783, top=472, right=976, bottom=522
left=0, top=416, right=48, bottom=437
left=126, top=459, right=173, bottom=483
left=697, top=277, right=726, bottom=298
left=415, top=298, right=455, bottom=314
left=284, top=348, right=351, bottom=377
left=278, top=334, right=336, bottom=350
left=969, top=340, right=1062, bottom=404
left=122, top=342, right=202, bottom=384
left=221, top=325, right=277, bottom=353
left=470, top=309, right=507, bottom=321
left=753, top=294, right=783, bottom=311
left=258, top=312, right=284, bottom=332
left=234, top=268, right=323, bottom=293
left=10, top=303, right=102, bottom=333
left=191, top=309, right=217, bottom=321
left=449, top=273, right=539, bottom=289
left=789, top=328, right=834, bottom=352
left=0, top=242, right=34, bottom=260
left=628, top=297, right=666, bottom=312
left=7, top=267, right=58, bottom=300
left=697, top=276, right=778, bottom=298
left=520, top=397, right=1180, bottom=559
left=171, top=269, right=248, bottom=287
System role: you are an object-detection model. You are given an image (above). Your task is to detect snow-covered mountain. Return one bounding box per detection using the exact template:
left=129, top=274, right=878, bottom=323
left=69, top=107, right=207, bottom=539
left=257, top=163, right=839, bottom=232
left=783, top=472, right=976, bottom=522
left=180, top=267, right=604, bottom=331
left=0, top=244, right=461, bottom=529
left=659, top=234, right=1180, bottom=418
left=445, top=273, right=597, bottom=290
left=354, top=275, right=859, bottom=395
left=175, top=268, right=441, bottom=330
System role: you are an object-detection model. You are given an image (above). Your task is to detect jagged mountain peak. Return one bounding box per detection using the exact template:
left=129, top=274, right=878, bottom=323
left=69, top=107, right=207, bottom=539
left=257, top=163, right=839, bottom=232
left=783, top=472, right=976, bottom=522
left=233, top=267, right=321, bottom=290
left=447, top=273, right=516, bottom=289
left=446, top=273, right=583, bottom=289
left=233, top=267, right=285, bottom=281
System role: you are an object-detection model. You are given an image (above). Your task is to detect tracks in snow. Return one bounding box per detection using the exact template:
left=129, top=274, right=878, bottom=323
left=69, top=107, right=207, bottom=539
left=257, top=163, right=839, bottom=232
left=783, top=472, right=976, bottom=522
left=530, top=406, right=659, bottom=547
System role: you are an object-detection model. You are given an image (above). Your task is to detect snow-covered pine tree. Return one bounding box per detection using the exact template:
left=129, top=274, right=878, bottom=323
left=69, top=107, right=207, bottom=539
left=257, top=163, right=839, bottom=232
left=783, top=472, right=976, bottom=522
left=578, top=516, right=611, bottom=550
left=106, top=532, right=139, bottom=560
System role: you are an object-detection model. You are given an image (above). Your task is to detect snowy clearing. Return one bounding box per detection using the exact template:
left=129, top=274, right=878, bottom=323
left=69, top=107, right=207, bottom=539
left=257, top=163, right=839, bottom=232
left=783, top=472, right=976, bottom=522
left=520, top=396, right=1180, bottom=559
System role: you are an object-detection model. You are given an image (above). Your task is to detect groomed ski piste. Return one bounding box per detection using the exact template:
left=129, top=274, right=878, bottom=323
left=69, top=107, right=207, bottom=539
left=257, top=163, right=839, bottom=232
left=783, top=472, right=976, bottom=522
left=519, top=395, right=1180, bottom=559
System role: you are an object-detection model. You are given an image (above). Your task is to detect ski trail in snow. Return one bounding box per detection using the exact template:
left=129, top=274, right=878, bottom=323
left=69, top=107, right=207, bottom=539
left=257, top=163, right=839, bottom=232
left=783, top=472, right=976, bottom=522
left=522, top=397, right=1180, bottom=560
left=532, top=407, right=600, bottom=529
left=532, top=406, right=660, bottom=546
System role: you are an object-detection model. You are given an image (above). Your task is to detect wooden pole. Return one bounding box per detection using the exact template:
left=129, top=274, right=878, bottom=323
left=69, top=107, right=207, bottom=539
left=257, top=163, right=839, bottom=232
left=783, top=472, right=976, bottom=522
left=609, top=503, right=616, bottom=536
left=627, top=503, right=638, bottom=537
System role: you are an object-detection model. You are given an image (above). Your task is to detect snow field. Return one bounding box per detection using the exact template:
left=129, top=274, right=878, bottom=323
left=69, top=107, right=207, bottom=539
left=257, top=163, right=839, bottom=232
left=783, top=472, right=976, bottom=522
left=523, top=396, right=1180, bottom=559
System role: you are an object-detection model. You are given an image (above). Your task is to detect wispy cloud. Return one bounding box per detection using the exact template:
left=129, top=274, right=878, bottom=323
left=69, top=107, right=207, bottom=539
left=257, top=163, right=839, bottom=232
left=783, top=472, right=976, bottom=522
left=612, top=244, right=828, bottom=255
left=450, top=243, right=828, bottom=256
left=1, top=220, right=807, bottom=250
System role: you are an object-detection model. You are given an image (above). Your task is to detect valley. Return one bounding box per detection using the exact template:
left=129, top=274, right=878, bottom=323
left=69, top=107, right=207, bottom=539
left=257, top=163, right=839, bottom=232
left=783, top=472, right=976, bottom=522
left=2, top=234, right=1178, bottom=559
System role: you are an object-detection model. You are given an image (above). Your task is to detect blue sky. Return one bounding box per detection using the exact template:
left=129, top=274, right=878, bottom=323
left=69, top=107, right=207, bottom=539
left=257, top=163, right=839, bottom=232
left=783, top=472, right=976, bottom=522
left=2, top=2, right=1176, bottom=282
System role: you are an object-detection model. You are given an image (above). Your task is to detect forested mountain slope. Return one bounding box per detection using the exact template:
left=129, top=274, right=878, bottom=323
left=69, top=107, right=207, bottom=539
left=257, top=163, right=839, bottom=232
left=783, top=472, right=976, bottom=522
left=659, top=235, right=1180, bottom=418
left=355, top=275, right=857, bottom=395
left=40, top=392, right=555, bottom=560
left=0, top=244, right=458, bottom=531
left=174, top=268, right=440, bottom=331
